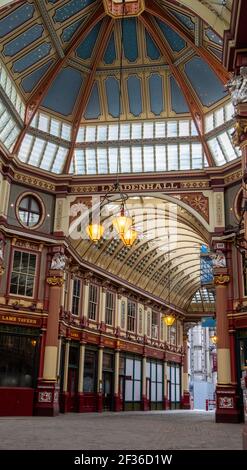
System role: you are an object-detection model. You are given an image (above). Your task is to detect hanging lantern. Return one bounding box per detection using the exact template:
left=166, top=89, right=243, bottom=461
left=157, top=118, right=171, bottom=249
left=162, top=313, right=176, bottom=326
left=112, top=204, right=132, bottom=236
left=86, top=223, right=104, bottom=243
left=120, top=227, right=138, bottom=247
left=211, top=334, right=218, bottom=344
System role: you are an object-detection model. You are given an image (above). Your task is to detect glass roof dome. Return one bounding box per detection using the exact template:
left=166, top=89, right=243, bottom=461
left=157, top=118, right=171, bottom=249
left=0, top=0, right=238, bottom=175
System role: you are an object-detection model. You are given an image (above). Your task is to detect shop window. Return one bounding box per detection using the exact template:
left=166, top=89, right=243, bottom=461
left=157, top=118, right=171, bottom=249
left=0, top=330, right=39, bottom=387
left=167, top=363, right=181, bottom=408
left=10, top=251, right=36, bottom=297
left=127, top=300, right=136, bottom=332
left=146, top=360, right=163, bottom=405
left=125, top=357, right=141, bottom=402
left=17, top=194, right=42, bottom=228
left=72, top=278, right=81, bottom=316
left=83, top=349, right=97, bottom=392
left=88, top=284, right=98, bottom=320
left=105, top=291, right=114, bottom=326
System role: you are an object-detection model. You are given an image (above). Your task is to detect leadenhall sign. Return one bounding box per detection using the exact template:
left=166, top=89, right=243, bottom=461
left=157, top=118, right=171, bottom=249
left=99, top=182, right=180, bottom=192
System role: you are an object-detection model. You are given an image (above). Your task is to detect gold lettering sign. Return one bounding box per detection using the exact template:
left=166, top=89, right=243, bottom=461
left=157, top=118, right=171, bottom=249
left=0, top=313, right=40, bottom=326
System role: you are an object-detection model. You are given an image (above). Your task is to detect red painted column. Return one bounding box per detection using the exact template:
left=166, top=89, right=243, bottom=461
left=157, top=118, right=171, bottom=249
left=34, top=268, right=64, bottom=416
left=214, top=270, right=241, bottom=423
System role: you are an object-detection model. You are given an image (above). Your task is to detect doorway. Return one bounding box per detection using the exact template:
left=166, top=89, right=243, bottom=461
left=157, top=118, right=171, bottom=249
left=103, top=351, right=114, bottom=411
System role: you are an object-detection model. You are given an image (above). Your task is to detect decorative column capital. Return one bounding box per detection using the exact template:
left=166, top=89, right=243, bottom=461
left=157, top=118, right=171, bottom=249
left=47, top=275, right=64, bottom=287
left=214, top=274, right=230, bottom=286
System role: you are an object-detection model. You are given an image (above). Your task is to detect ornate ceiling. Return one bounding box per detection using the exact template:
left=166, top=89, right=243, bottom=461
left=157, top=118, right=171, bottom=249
left=70, top=195, right=211, bottom=312
left=0, top=0, right=236, bottom=175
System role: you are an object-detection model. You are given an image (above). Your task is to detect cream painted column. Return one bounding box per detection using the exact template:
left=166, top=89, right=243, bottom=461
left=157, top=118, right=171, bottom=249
left=82, top=280, right=89, bottom=320
left=114, top=350, right=120, bottom=395
left=78, top=343, right=85, bottom=393
left=99, top=287, right=106, bottom=325
left=0, top=178, right=10, bottom=219
left=214, top=274, right=231, bottom=385
left=97, top=347, right=103, bottom=392
left=115, top=293, right=122, bottom=329
left=142, top=356, right=147, bottom=398
left=163, top=361, right=168, bottom=408
left=63, top=340, right=70, bottom=392
left=67, top=275, right=73, bottom=313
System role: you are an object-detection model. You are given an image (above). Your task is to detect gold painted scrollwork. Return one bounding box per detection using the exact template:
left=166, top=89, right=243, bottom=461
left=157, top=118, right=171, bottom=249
left=46, top=276, right=64, bottom=287
left=214, top=274, right=230, bottom=285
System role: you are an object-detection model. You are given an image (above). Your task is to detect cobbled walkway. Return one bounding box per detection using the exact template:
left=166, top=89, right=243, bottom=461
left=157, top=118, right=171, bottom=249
left=0, top=410, right=243, bottom=450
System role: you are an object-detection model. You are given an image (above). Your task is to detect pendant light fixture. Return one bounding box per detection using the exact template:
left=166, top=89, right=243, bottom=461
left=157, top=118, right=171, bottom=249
left=86, top=0, right=138, bottom=247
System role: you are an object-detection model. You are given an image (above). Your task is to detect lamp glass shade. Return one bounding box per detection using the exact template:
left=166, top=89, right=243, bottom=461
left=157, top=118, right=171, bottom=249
left=211, top=334, right=218, bottom=344
left=112, top=214, right=132, bottom=236
left=162, top=314, right=175, bottom=326
left=120, top=228, right=138, bottom=246
left=86, top=223, right=104, bottom=242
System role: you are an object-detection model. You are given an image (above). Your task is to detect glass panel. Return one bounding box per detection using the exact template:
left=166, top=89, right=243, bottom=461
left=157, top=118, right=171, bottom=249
left=151, top=382, right=156, bottom=401
left=167, top=121, right=177, bottom=137
left=171, top=384, right=175, bottom=401
left=218, top=132, right=236, bottom=161
left=179, top=144, right=190, bottom=170
left=134, top=380, right=141, bottom=401
left=131, top=122, right=142, bottom=139
left=167, top=145, right=178, bottom=170
left=85, top=148, right=97, bottom=174
left=97, top=148, right=108, bottom=173
left=132, top=146, right=142, bottom=172
left=135, top=360, right=141, bottom=380
left=157, top=382, right=163, bottom=401
left=38, top=113, right=49, bottom=133
left=191, top=121, right=198, bottom=136
left=76, top=127, right=85, bottom=142
left=109, top=147, right=118, bottom=173
left=97, top=125, right=107, bottom=141
left=155, top=145, right=166, bottom=171
left=205, top=114, right=214, bottom=133
left=225, top=102, right=234, bottom=121
left=120, top=147, right=130, bottom=172
left=176, top=366, right=180, bottom=383
left=126, top=358, right=133, bottom=377
left=120, top=124, right=130, bottom=140
left=50, top=118, right=60, bottom=137
left=192, top=143, right=203, bottom=169
left=208, top=137, right=226, bottom=165
left=85, top=126, right=96, bottom=142
left=176, top=384, right=180, bottom=401
left=61, top=123, right=71, bottom=140
left=179, top=120, right=189, bottom=136
left=155, top=121, right=166, bottom=138
left=215, top=108, right=224, bottom=127
left=143, top=145, right=154, bottom=172
left=108, top=124, right=119, bottom=140
left=143, top=122, right=153, bottom=138
left=151, top=362, right=156, bottom=381
left=157, top=364, right=162, bottom=382
left=125, top=380, right=133, bottom=401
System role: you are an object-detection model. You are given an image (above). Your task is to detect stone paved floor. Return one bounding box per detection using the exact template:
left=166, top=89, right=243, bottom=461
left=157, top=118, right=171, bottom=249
left=0, top=410, right=243, bottom=450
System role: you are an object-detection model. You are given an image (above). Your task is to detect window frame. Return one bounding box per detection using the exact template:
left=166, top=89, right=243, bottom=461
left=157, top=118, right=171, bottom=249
left=127, top=299, right=137, bottom=333
left=16, top=192, right=45, bottom=230
left=105, top=290, right=115, bottom=326
left=71, top=277, right=81, bottom=316
left=8, top=249, right=38, bottom=299
left=88, top=284, right=99, bottom=321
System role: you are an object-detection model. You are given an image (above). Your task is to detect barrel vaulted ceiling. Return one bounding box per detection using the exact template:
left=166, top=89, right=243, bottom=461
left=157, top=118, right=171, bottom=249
left=70, top=195, right=210, bottom=312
